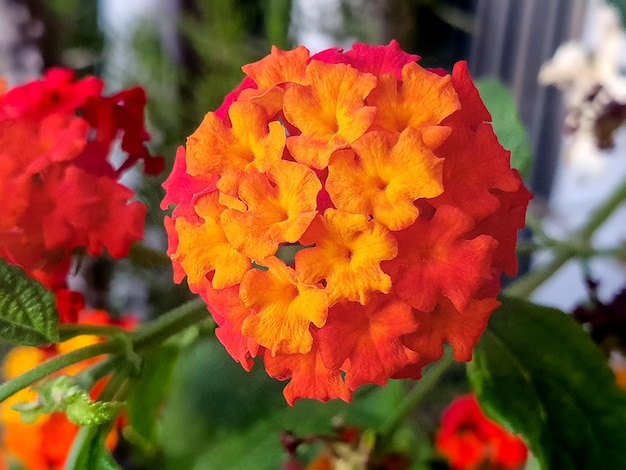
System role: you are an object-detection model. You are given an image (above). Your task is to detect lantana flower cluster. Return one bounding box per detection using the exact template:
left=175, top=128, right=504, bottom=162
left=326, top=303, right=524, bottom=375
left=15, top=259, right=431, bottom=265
left=436, top=394, right=528, bottom=470
left=0, top=69, right=163, bottom=292
left=163, top=41, right=531, bottom=404
left=0, top=310, right=135, bottom=470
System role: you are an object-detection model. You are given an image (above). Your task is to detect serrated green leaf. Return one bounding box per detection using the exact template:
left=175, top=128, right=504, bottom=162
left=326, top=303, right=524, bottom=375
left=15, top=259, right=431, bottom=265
left=65, top=426, right=121, bottom=470
left=468, top=297, right=626, bottom=470
left=0, top=258, right=59, bottom=345
left=13, top=375, right=122, bottom=427
left=66, top=396, right=124, bottom=427
left=127, top=344, right=180, bottom=445
left=476, top=78, right=533, bottom=177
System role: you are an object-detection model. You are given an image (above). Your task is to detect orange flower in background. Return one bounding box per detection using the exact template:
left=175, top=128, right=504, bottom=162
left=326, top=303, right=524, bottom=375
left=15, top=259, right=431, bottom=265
left=162, top=41, right=532, bottom=404
left=0, top=309, right=135, bottom=470
left=436, top=394, right=528, bottom=470
left=0, top=69, right=162, bottom=289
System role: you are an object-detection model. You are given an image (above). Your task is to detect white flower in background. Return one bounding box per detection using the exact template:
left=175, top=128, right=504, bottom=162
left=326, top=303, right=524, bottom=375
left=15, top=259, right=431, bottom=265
left=539, top=3, right=626, bottom=174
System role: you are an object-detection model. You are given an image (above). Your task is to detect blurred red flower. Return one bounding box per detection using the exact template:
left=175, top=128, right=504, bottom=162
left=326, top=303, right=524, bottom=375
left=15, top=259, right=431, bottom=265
left=0, top=69, right=162, bottom=287
left=436, top=394, right=528, bottom=470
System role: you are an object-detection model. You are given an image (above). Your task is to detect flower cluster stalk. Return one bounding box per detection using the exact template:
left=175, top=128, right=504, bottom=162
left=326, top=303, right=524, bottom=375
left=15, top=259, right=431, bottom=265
left=0, top=340, right=123, bottom=403
left=0, top=298, right=209, bottom=403
left=506, top=175, right=626, bottom=299
left=378, top=348, right=454, bottom=444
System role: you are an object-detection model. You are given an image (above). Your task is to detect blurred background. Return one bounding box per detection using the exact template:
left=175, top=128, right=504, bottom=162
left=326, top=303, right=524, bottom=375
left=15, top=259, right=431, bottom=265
left=1, top=0, right=625, bottom=468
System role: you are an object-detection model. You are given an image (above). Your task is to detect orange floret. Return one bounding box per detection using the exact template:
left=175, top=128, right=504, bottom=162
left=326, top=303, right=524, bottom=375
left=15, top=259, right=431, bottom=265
left=367, top=62, right=460, bottom=133
left=240, top=257, right=328, bottom=356
left=318, top=293, right=419, bottom=389
left=284, top=60, right=377, bottom=169
left=264, top=343, right=352, bottom=405
left=296, top=209, right=398, bottom=305
left=242, top=45, right=310, bottom=90
left=220, top=160, right=321, bottom=260
left=186, top=100, right=285, bottom=184
left=327, top=128, right=446, bottom=231
left=173, top=191, right=251, bottom=289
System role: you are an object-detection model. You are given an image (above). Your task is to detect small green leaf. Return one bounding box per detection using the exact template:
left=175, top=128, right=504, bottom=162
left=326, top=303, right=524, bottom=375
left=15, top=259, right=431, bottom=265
left=127, top=345, right=180, bottom=445
left=0, top=258, right=59, bottom=345
left=65, top=426, right=121, bottom=470
left=65, top=396, right=124, bottom=427
left=468, top=297, right=626, bottom=469
left=476, top=78, right=533, bottom=177
left=12, top=400, right=44, bottom=424
left=13, top=375, right=123, bottom=427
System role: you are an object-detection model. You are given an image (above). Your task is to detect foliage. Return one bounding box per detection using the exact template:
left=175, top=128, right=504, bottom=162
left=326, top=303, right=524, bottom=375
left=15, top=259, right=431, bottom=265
left=0, top=259, right=58, bottom=346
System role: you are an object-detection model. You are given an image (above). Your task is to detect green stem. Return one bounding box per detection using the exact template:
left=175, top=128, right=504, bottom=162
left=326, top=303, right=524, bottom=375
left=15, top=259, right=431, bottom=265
left=0, top=299, right=210, bottom=404
left=579, top=176, right=626, bottom=241
left=507, top=176, right=626, bottom=299
left=97, top=366, right=130, bottom=402
left=0, top=339, right=123, bottom=402
left=378, top=348, right=454, bottom=443
left=504, top=249, right=572, bottom=299
left=74, top=356, right=123, bottom=391
left=130, top=298, right=208, bottom=352
left=58, top=324, right=127, bottom=342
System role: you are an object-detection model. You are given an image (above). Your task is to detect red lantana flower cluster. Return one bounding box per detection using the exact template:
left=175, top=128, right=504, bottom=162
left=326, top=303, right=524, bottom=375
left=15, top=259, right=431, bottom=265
left=162, top=41, right=531, bottom=404
left=0, top=69, right=163, bottom=291
left=436, top=394, right=528, bottom=470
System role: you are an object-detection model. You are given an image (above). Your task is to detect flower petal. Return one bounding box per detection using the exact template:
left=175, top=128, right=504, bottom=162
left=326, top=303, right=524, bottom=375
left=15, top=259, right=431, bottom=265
left=242, top=45, right=310, bottom=89
left=382, top=205, right=497, bottom=313
left=327, top=128, right=444, bottom=230
left=198, top=277, right=259, bottom=371
left=284, top=61, right=377, bottom=169
left=311, top=40, right=419, bottom=80
left=173, top=191, right=251, bottom=289
left=240, top=257, right=327, bottom=356
left=264, top=343, right=352, bottom=405
left=404, top=296, right=501, bottom=364
left=367, top=62, right=460, bottom=133
left=317, top=293, right=419, bottom=389
left=186, top=100, right=285, bottom=178
left=297, top=209, right=398, bottom=305
left=221, top=160, right=320, bottom=260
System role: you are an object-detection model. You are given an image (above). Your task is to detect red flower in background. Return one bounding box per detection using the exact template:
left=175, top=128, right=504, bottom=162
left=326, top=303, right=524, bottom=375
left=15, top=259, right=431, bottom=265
left=162, top=41, right=531, bottom=404
left=436, top=394, right=528, bottom=470
left=0, top=69, right=162, bottom=291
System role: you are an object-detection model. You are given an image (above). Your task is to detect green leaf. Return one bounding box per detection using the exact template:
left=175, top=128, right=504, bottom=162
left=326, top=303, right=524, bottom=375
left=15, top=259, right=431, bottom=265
left=0, top=258, right=59, bottom=345
left=468, top=297, right=626, bottom=469
left=127, top=344, right=181, bottom=446
left=160, top=337, right=408, bottom=469
left=65, top=426, right=121, bottom=470
left=264, top=0, right=292, bottom=49
left=65, top=396, right=124, bottom=427
left=13, top=375, right=123, bottom=427
left=476, top=78, right=533, bottom=177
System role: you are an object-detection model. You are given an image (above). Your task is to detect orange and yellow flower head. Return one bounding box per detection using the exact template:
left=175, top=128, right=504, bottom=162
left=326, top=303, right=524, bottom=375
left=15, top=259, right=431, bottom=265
left=162, top=41, right=532, bottom=404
